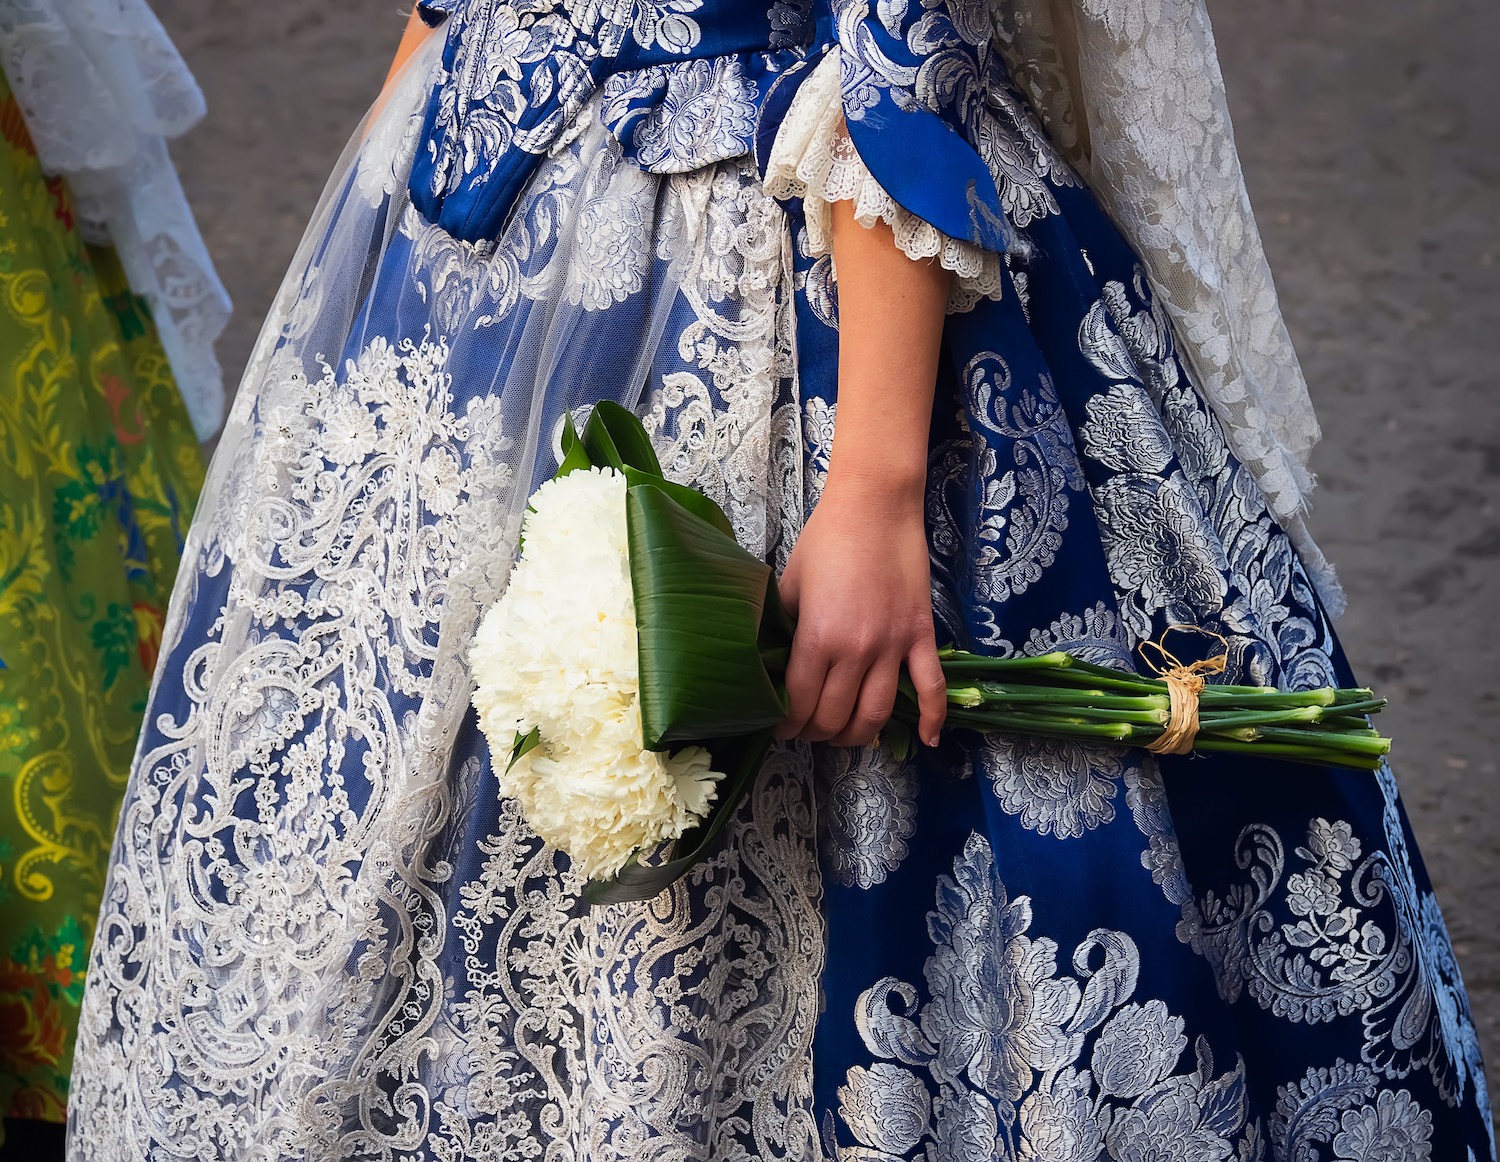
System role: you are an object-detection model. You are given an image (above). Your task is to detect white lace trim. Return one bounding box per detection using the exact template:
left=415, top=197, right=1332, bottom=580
left=0, top=0, right=232, bottom=440
left=763, top=51, right=1004, bottom=315
left=994, top=0, right=1342, bottom=611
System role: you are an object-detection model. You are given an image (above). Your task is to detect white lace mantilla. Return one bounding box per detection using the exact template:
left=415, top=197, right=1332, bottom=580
left=993, top=0, right=1343, bottom=611
left=764, top=50, right=1005, bottom=315
left=0, top=0, right=231, bottom=439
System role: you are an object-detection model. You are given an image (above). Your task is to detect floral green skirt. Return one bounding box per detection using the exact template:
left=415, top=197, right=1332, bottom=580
left=0, top=74, right=204, bottom=1125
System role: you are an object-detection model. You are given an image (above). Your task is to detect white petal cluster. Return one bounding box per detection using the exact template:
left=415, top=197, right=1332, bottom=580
left=470, top=467, right=722, bottom=880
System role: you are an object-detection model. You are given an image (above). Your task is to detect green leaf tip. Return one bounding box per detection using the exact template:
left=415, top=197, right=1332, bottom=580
left=506, top=726, right=541, bottom=774
left=582, top=400, right=664, bottom=476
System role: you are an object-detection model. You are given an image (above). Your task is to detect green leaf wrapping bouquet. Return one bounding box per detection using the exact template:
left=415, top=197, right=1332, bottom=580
left=471, top=403, right=1391, bottom=905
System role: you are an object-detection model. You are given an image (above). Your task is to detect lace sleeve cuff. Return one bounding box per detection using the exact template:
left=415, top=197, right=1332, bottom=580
left=762, top=52, right=1003, bottom=315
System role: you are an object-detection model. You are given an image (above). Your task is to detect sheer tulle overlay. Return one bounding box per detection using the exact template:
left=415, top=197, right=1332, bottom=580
left=68, top=10, right=1492, bottom=1162
left=69, top=41, right=827, bottom=1159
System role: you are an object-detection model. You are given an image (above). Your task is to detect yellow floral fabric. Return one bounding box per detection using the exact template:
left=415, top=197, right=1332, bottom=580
left=0, top=74, right=204, bottom=1123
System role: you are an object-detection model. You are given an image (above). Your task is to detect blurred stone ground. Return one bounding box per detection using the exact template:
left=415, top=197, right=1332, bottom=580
left=152, top=0, right=1500, bottom=1087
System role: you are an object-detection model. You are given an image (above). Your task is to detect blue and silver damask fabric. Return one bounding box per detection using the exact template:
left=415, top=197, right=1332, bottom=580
left=411, top=0, right=1014, bottom=251
left=67, top=0, right=1495, bottom=1158
left=797, top=178, right=1498, bottom=1157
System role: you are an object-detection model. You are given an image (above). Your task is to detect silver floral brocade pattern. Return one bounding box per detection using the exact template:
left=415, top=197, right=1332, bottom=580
left=1074, top=272, right=1332, bottom=691
left=816, top=747, right=919, bottom=889
left=826, top=834, right=1261, bottom=1162
left=1271, top=1062, right=1437, bottom=1162
left=1179, top=767, right=1494, bottom=1137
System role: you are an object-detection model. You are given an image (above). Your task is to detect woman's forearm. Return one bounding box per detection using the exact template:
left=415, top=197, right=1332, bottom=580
left=774, top=200, right=952, bottom=747
left=825, top=199, right=950, bottom=503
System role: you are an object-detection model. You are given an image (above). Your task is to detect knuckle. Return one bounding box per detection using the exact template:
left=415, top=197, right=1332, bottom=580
left=798, top=624, right=834, bottom=658
left=809, top=709, right=847, bottom=738
left=865, top=684, right=897, bottom=718
left=810, top=714, right=843, bottom=737
left=841, top=719, right=882, bottom=748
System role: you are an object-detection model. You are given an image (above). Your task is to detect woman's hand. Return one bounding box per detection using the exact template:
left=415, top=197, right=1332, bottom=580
left=774, top=190, right=952, bottom=749
left=774, top=472, right=947, bottom=747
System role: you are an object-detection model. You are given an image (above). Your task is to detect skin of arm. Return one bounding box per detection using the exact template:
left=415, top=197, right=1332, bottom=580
left=774, top=198, right=951, bottom=748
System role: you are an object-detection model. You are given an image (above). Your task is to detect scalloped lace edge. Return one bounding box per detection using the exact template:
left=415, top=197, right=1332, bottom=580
left=763, top=51, right=1003, bottom=315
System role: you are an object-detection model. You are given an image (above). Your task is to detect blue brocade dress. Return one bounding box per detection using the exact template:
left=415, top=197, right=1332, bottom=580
left=67, top=0, right=1495, bottom=1159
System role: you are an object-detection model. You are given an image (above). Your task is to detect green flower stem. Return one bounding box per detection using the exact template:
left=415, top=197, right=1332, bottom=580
left=1317, top=698, right=1386, bottom=717
left=945, top=686, right=986, bottom=708
left=1251, top=727, right=1392, bottom=756
left=1308, top=713, right=1374, bottom=731
left=971, top=685, right=1171, bottom=712
left=939, top=654, right=1148, bottom=688
left=994, top=667, right=1171, bottom=697
left=1197, top=689, right=1340, bottom=708
left=1203, top=727, right=1263, bottom=743
left=1197, top=706, right=1325, bottom=731
left=937, top=649, right=1075, bottom=669
left=943, top=707, right=1136, bottom=743
left=977, top=702, right=1170, bottom=727
left=1184, top=723, right=1386, bottom=755
left=1309, top=721, right=1383, bottom=736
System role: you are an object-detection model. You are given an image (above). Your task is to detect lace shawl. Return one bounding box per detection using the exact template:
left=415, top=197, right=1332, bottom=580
left=0, top=0, right=231, bottom=440
left=992, top=0, right=1343, bottom=610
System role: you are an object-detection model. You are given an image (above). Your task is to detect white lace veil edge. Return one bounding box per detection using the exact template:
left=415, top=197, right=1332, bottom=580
left=995, top=0, right=1345, bottom=615
left=0, top=0, right=232, bottom=440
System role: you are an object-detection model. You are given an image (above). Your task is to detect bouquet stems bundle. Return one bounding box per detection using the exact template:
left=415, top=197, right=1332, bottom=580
left=902, top=648, right=1389, bottom=772
left=473, top=402, right=1392, bottom=904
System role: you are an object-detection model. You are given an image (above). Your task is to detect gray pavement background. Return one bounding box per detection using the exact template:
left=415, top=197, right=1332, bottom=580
left=151, top=0, right=1500, bottom=1085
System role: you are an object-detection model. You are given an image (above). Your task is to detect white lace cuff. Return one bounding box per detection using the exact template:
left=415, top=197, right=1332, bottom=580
left=763, top=51, right=1003, bottom=315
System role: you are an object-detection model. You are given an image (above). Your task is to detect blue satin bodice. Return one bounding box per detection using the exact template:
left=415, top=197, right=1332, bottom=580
left=411, top=0, right=1020, bottom=255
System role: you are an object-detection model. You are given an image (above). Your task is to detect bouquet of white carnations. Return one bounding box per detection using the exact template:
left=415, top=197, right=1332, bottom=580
left=471, top=403, right=1390, bottom=904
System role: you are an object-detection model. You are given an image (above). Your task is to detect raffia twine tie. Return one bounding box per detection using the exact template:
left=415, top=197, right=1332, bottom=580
left=1139, top=625, right=1229, bottom=756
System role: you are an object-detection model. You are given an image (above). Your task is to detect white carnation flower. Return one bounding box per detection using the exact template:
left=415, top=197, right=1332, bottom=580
left=470, top=467, right=723, bottom=880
